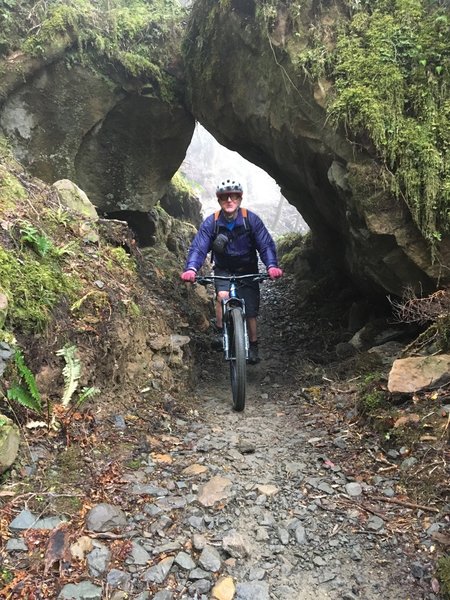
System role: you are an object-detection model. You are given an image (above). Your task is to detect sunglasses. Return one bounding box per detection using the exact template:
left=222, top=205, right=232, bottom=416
left=218, top=194, right=242, bottom=202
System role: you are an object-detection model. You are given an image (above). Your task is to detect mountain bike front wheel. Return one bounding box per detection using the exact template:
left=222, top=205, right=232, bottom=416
left=229, top=307, right=246, bottom=412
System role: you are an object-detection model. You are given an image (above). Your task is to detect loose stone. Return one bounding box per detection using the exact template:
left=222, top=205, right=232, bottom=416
left=142, top=556, right=174, bottom=583
left=211, top=576, right=236, bottom=600
left=85, top=504, right=127, bottom=532
left=58, top=581, right=102, bottom=599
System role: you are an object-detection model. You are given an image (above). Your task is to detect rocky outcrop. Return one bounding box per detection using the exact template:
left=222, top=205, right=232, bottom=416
left=0, top=59, right=194, bottom=213
left=0, top=414, right=20, bottom=473
left=183, top=0, right=450, bottom=296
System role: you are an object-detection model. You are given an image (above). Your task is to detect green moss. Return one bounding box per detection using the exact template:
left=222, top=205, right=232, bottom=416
left=107, top=246, right=136, bottom=271
left=171, top=171, right=198, bottom=197
left=327, top=1, right=450, bottom=246
left=256, top=0, right=450, bottom=250
left=437, top=555, right=450, bottom=600
left=17, top=0, right=185, bottom=93
left=0, top=246, right=78, bottom=332
left=0, top=166, right=27, bottom=209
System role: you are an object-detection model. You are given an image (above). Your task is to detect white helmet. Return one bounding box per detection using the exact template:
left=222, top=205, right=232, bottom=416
left=216, top=179, right=243, bottom=196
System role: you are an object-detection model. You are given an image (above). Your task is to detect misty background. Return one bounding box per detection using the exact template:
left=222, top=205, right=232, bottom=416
left=180, top=124, right=308, bottom=238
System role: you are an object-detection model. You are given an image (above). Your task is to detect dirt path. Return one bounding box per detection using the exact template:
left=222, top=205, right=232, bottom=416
left=188, top=329, right=428, bottom=599
left=1, top=276, right=444, bottom=599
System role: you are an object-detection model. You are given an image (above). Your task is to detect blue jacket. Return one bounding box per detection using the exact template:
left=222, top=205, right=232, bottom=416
left=184, top=208, right=279, bottom=273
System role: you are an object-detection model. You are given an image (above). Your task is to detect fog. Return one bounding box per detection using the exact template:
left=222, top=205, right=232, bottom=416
left=180, top=124, right=308, bottom=237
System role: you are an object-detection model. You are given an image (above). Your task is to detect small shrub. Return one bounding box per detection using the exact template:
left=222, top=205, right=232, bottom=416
left=437, top=555, right=450, bottom=600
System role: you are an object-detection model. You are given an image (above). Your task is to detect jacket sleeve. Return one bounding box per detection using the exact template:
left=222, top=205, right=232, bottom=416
left=184, top=214, right=215, bottom=271
left=249, top=211, right=279, bottom=268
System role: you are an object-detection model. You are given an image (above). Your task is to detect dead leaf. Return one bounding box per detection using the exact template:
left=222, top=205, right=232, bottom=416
left=393, top=414, right=420, bottom=428
left=151, top=453, right=173, bottom=464
left=431, top=532, right=450, bottom=547
left=44, top=525, right=71, bottom=575
left=431, top=578, right=440, bottom=593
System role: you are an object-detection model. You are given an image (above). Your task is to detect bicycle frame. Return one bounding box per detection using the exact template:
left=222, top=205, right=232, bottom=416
left=195, top=272, right=268, bottom=412
left=195, top=273, right=268, bottom=361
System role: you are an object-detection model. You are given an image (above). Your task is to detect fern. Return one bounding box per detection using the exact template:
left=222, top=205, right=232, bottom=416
left=6, top=350, right=42, bottom=414
left=7, top=383, right=42, bottom=414
left=56, top=345, right=81, bottom=407
left=19, top=222, right=53, bottom=257
left=77, top=386, right=100, bottom=407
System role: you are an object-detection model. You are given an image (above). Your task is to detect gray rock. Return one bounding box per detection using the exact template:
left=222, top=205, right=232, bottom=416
left=106, top=569, right=131, bottom=590
left=142, top=556, right=174, bottom=583
left=199, top=545, right=221, bottom=572
left=249, top=567, right=266, bottom=580
left=58, top=581, right=102, bottom=599
left=236, top=581, right=270, bottom=599
left=367, top=515, right=385, bottom=531
left=192, top=533, right=207, bottom=550
left=317, top=481, right=334, bottom=495
left=113, top=415, right=126, bottom=429
left=149, top=590, right=173, bottom=600
left=222, top=530, right=250, bottom=557
left=86, top=503, right=127, bottom=532
left=345, top=482, right=363, bottom=497
left=277, top=527, right=289, bottom=545
left=401, top=457, right=418, bottom=471
left=9, top=510, right=66, bottom=531
left=87, top=544, right=111, bottom=577
left=318, top=571, right=336, bottom=583
left=6, top=538, right=28, bottom=552
left=188, top=567, right=211, bottom=580
left=153, top=593, right=173, bottom=600
left=131, top=484, right=168, bottom=496
left=188, top=579, right=211, bottom=594
left=127, top=541, right=151, bottom=566
left=174, top=550, right=196, bottom=570
left=155, top=496, right=187, bottom=510
left=294, top=524, right=307, bottom=545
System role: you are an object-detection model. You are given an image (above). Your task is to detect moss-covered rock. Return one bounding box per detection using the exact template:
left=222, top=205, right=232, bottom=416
left=0, top=414, right=20, bottom=474
left=0, top=0, right=195, bottom=214
left=183, top=0, right=450, bottom=296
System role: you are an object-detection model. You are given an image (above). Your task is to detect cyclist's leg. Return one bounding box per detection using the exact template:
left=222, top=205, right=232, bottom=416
left=216, top=291, right=229, bottom=329
left=247, top=316, right=257, bottom=343
left=237, top=281, right=260, bottom=341
left=238, top=281, right=260, bottom=364
left=214, top=268, right=231, bottom=329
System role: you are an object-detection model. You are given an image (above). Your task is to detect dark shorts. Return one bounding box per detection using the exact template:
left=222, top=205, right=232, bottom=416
left=214, top=268, right=260, bottom=318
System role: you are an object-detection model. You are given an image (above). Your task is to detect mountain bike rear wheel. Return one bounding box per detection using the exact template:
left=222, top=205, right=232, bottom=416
left=229, top=307, right=246, bottom=412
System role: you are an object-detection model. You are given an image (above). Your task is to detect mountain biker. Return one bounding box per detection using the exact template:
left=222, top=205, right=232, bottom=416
left=180, top=179, right=283, bottom=364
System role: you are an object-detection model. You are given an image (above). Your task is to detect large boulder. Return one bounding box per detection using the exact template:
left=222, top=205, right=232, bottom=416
left=183, top=0, right=449, bottom=296
left=1, top=60, right=194, bottom=213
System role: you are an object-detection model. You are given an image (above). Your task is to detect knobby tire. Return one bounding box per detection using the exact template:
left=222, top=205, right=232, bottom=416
left=229, top=307, right=246, bottom=412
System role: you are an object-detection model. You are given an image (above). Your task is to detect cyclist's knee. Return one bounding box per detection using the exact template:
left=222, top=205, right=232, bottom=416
left=217, top=291, right=229, bottom=301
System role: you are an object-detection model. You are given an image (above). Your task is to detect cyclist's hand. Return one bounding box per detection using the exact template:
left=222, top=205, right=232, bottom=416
left=181, top=269, right=196, bottom=283
left=268, top=267, right=283, bottom=280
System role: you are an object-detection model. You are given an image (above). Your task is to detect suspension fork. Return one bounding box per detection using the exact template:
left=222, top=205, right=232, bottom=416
left=222, top=297, right=249, bottom=361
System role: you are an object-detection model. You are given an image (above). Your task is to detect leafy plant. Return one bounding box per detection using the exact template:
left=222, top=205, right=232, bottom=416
left=437, top=555, right=450, bottom=600
left=6, top=349, right=42, bottom=414
left=56, top=344, right=81, bottom=408
left=19, top=221, right=53, bottom=257
left=77, top=386, right=100, bottom=406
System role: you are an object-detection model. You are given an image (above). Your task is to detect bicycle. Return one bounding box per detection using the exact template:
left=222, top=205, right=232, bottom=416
left=195, top=272, right=269, bottom=412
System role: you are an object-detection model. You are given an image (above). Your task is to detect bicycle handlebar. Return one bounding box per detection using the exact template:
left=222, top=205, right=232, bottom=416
left=196, top=273, right=269, bottom=286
